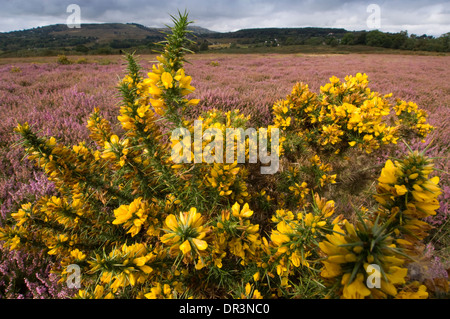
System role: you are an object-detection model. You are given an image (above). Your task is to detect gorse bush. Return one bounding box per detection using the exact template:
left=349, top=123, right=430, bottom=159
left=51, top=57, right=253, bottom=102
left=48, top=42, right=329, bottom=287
left=57, top=55, right=72, bottom=65
left=0, top=12, right=445, bottom=299
left=273, top=74, right=433, bottom=155
left=75, top=58, right=89, bottom=65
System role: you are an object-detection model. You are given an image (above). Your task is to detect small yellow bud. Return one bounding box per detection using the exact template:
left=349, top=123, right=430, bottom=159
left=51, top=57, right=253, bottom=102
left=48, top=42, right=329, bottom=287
left=353, top=246, right=363, bottom=254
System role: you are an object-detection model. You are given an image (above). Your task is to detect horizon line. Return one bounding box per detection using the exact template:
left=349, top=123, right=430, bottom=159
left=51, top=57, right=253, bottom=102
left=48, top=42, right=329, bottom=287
left=1, top=22, right=448, bottom=38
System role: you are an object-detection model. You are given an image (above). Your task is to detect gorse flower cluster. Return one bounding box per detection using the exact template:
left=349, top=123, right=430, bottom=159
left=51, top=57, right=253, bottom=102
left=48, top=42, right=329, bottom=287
left=318, top=147, right=442, bottom=299
left=374, top=149, right=441, bottom=256
left=319, top=217, right=409, bottom=299
left=0, top=12, right=444, bottom=299
left=394, top=100, right=434, bottom=138
left=273, top=73, right=433, bottom=156
left=171, top=109, right=252, bottom=205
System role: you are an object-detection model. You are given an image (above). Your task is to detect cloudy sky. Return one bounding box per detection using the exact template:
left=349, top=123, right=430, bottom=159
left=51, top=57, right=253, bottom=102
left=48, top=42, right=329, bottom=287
left=1, top=0, right=449, bottom=36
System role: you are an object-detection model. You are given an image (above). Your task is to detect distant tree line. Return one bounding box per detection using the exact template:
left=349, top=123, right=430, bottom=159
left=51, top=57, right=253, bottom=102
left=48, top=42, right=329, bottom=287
left=341, top=30, right=450, bottom=52
left=202, top=28, right=449, bottom=52
left=0, top=33, right=95, bottom=51
left=0, top=24, right=448, bottom=57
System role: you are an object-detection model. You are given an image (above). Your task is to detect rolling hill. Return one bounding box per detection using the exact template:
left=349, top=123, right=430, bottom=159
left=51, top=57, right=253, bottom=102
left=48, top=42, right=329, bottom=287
left=0, top=22, right=349, bottom=54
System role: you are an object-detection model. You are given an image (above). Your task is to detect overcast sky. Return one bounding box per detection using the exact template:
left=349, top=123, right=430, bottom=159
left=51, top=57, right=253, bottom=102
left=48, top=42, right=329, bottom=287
left=1, top=0, right=449, bottom=36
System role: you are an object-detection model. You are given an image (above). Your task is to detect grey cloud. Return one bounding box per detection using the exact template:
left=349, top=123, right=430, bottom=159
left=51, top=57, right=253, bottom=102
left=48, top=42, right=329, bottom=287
left=0, top=0, right=448, bottom=36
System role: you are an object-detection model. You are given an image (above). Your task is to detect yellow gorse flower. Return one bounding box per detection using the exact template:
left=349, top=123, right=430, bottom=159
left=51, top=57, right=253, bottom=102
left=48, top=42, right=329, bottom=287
left=11, top=202, right=32, bottom=227
left=86, top=108, right=112, bottom=148
left=113, top=197, right=150, bottom=237
left=268, top=194, right=339, bottom=286
left=394, top=100, right=434, bottom=137
left=161, top=72, right=174, bottom=89
left=212, top=202, right=261, bottom=266
left=101, top=134, right=130, bottom=167
left=77, top=285, right=115, bottom=299
left=239, top=283, right=263, bottom=299
left=395, top=282, right=429, bottom=299
left=87, top=242, right=157, bottom=293
left=161, top=207, right=209, bottom=258
left=144, top=283, right=175, bottom=299
left=231, top=202, right=253, bottom=219
left=374, top=150, right=441, bottom=256
left=319, top=219, right=408, bottom=299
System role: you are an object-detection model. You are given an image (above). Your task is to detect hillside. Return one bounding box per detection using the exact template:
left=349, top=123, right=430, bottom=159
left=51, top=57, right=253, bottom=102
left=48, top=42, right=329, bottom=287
left=0, top=23, right=167, bottom=52
left=0, top=23, right=347, bottom=49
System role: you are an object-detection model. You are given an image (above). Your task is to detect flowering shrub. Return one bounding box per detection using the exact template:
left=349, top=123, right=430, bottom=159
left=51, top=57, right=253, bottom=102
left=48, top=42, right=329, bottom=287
left=0, top=12, right=447, bottom=299
left=272, top=73, right=433, bottom=156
